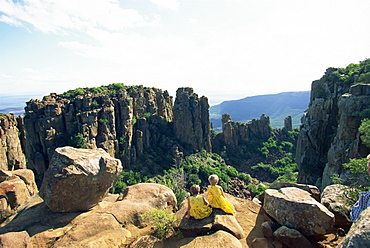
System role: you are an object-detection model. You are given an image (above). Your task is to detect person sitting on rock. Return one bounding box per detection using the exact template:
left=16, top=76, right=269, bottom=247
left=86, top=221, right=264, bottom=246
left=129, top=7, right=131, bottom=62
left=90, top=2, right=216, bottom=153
left=207, top=174, right=235, bottom=214
left=185, top=184, right=212, bottom=219
left=350, top=154, right=370, bottom=222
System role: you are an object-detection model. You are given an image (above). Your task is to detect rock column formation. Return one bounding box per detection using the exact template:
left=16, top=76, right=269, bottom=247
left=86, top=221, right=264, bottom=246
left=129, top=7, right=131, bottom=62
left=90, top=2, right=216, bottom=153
left=220, top=113, right=271, bottom=146
left=0, top=114, right=26, bottom=171
left=23, top=86, right=173, bottom=176
left=173, top=88, right=212, bottom=152
left=322, top=84, right=370, bottom=188
left=296, top=69, right=350, bottom=185
left=296, top=62, right=370, bottom=187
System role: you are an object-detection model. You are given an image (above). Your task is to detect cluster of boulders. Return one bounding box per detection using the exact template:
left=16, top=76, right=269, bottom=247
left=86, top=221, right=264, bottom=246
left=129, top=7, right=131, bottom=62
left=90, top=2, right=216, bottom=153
left=0, top=146, right=369, bottom=247
left=0, top=146, right=179, bottom=247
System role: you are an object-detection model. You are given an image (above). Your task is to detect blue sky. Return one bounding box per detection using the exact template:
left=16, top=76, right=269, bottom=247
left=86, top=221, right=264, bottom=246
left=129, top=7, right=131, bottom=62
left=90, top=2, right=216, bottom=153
left=1, top=0, right=370, bottom=105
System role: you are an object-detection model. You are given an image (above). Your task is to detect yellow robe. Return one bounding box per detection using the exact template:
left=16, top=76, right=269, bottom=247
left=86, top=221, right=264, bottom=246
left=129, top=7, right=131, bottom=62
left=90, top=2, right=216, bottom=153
left=189, top=195, right=212, bottom=219
left=207, top=185, right=235, bottom=214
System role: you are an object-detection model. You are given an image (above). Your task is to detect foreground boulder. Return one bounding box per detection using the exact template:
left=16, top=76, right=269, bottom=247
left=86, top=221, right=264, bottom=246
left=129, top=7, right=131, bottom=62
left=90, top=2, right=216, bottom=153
left=176, top=230, right=242, bottom=248
left=273, top=226, right=314, bottom=248
left=100, top=183, right=177, bottom=226
left=263, top=187, right=335, bottom=236
left=321, top=184, right=353, bottom=227
left=338, top=206, right=370, bottom=247
left=0, top=230, right=31, bottom=248
left=0, top=169, right=38, bottom=223
left=39, top=146, right=122, bottom=212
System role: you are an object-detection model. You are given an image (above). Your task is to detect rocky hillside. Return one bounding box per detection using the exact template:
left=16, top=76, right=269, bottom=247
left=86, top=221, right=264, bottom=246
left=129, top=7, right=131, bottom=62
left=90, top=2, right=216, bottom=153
left=22, top=85, right=214, bottom=179
left=296, top=59, right=370, bottom=188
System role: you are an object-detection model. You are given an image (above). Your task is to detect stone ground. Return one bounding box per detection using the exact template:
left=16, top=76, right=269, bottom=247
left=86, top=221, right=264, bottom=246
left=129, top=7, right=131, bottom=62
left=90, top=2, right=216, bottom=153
left=122, top=195, right=346, bottom=248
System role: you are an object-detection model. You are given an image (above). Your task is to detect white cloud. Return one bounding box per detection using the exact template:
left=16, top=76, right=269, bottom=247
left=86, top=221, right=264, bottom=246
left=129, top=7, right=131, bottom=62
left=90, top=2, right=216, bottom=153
left=0, top=0, right=159, bottom=34
left=149, top=0, right=179, bottom=10
left=0, top=14, right=23, bottom=27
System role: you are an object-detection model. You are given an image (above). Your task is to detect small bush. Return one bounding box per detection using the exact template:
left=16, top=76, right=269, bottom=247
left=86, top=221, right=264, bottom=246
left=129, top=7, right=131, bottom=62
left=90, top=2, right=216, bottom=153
left=140, top=209, right=178, bottom=240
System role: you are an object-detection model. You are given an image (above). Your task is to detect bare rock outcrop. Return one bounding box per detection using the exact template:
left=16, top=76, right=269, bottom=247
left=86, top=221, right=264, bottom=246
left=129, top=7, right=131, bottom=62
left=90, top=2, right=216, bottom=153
left=321, top=184, right=353, bottom=227
left=0, top=169, right=37, bottom=223
left=176, top=230, right=243, bottom=248
left=296, top=60, right=370, bottom=187
left=23, top=85, right=174, bottom=176
left=39, top=146, right=122, bottom=212
left=105, top=183, right=177, bottom=226
left=219, top=113, right=271, bottom=146
left=0, top=230, right=31, bottom=248
left=0, top=114, right=26, bottom=171
left=263, top=187, right=335, bottom=236
left=322, top=84, right=370, bottom=188
left=0, top=183, right=176, bottom=247
left=273, top=225, right=314, bottom=248
left=338, top=206, right=370, bottom=248
left=173, top=87, right=212, bottom=152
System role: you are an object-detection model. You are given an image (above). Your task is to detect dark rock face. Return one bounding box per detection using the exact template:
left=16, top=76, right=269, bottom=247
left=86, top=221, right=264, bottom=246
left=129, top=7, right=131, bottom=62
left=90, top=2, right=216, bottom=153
left=219, top=113, right=271, bottom=147
left=23, top=86, right=173, bottom=175
left=22, top=86, right=214, bottom=178
left=296, top=65, right=370, bottom=186
left=173, top=87, right=212, bottom=152
left=0, top=114, right=26, bottom=171
left=39, top=146, right=122, bottom=212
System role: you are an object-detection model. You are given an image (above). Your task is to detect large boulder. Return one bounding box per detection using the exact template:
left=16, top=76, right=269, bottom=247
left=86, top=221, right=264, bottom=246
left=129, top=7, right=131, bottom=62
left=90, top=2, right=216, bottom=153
left=0, top=178, right=30, bottom=211
left=273, top=226, right=314, bottom=248
left=49, top=212, right=131, bottom=248
left=0, top=230, right=31, bottom=248
left=269, top=182, right=320, bottom=202
left=263, top=187, right=335, bottom=236
left=337, top=206, right=370, bottom=248
left=175, top=230, right=242, bottom=248
left=100, top=183, right=177, bottom=226
left=321, top=184, right=353, bottom=227
left=39, top=146, right=122, bottom=212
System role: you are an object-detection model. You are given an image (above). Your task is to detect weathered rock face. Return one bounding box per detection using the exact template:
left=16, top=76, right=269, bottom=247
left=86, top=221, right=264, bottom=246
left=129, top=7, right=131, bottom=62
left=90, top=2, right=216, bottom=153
left=24, top=86, right=174, bottom=176
left=39, top=146, right=122, bottom=212
left=0, top=114, right=26, bottom=171
left=273, top=225, right=314, bottom=248
left=321, top=184, right=353, bottom=227
left=263, top=187, right=335, bottom=236
left=173, top=87, right=212, bottom=152
left=337, top=206, right=370, bottom=248
left=0, top=169, right=37, bottom=223
left=296, top=62, right=370, bottom=187
left=219, top=113, right=271, bottom=146
left=176, top=230, right=243, bottom=248
left=0, top=230, right=31, bottom=248
left=282, top=115, right=292, bottom=133
left=322, top=85, right=370, bottom=188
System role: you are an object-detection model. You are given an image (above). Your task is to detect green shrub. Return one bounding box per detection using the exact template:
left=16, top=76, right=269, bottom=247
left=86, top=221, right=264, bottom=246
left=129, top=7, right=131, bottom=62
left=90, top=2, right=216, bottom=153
left=70, top=133, right=87, bottom=148
left=140, top=209, right=178, bottom=240
left=359, top=118, right=370, bottom=147
left=98, top=118, right=109, bottom=125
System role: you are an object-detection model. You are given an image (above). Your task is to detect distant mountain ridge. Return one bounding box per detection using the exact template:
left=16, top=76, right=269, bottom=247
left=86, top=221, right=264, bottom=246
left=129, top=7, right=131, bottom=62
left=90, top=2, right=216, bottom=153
left=210, top=91, right=310, bottom=130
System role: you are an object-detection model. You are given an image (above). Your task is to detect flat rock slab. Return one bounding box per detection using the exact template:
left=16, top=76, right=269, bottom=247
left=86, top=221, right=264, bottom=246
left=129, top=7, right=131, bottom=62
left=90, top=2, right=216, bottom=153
left=175, top=230, right=243, bottom=248
left=176, top=205, right=244, bottom=239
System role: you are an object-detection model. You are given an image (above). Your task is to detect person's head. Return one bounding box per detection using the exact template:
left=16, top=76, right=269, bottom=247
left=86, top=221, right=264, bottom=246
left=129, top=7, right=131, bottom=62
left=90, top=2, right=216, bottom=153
left=367, top=154, right=370, bottom=174
left=208, top=174, right=219, bottom=185
left=190, top=185, right=200, bottom=196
